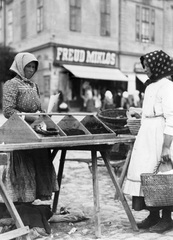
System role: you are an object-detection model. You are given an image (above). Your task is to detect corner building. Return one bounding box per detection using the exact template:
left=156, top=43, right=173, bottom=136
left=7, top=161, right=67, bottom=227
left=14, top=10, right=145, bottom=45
left=0, top=0, right=172, bottom=110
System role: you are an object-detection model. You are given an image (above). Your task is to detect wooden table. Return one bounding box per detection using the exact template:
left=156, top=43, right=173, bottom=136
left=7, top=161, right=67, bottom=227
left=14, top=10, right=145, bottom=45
left=0, top=135, right=137, bottom=239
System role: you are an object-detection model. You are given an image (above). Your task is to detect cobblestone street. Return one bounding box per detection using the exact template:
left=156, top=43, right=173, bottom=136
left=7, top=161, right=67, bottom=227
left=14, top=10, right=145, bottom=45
left=49, top=150, right=173, bottom=240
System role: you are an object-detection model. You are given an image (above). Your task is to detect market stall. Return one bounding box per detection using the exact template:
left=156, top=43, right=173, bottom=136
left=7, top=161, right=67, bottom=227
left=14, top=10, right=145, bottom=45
left=0, top=113, right=137, bottom=239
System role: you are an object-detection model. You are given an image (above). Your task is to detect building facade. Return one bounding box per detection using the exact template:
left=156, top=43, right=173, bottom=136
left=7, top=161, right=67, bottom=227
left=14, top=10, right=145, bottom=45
left=0, top=0, right=173, bottom=110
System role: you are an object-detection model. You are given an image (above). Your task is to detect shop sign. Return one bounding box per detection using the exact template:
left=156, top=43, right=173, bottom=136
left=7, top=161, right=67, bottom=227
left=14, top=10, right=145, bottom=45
left=54, top=45, right=116, bottom=67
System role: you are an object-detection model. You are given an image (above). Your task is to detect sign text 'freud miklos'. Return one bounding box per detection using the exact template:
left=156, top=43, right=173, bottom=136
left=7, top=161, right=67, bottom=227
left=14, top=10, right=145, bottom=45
left=54, top=45, right=116, bottom=67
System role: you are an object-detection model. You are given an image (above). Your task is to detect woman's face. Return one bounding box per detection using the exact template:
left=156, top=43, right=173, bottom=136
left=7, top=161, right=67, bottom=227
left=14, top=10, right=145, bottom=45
left=143, top=59, right=152, bottom=77
left=24, top=61, right=37, bottom=79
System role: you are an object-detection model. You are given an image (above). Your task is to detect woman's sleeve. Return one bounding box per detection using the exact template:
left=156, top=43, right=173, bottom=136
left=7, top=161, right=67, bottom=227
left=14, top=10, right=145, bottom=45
left=162, top=82, right=173, bottom=135
left=3, top=80, right=19, bottom=119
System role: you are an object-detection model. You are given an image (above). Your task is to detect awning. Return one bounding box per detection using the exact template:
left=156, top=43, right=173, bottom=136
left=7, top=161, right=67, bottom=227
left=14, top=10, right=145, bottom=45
left=136, top=74, right=148, bottom=83
left=63, top=64, right=128, bottom=81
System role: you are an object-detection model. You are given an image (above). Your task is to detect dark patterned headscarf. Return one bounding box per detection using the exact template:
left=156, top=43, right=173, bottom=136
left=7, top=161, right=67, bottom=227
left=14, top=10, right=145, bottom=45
left=140, top=50, right=173, bottom=87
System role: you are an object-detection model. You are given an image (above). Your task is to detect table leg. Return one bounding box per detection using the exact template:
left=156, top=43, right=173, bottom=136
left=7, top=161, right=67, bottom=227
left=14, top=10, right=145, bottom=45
left=118, top=143, right=133, bottom=188
left=91, top=150, right=101, bottom=238
left=52, top=149, right=66, bottom=213
left=100, top=151, right=138, bottom=231
left=0, top=178, right=30, bottom=240
left=114, top=142, right=133, bottom=200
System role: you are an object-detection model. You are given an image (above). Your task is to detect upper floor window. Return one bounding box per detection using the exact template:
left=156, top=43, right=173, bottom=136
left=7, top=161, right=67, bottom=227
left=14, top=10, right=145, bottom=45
left=7, top=9, right=13, bottom=44
left=100, top=0, right=110, bottom=36
left=37, top=0, right=43, bottom=32
left=21, top=0, right=26, bottom=39
left=69, top=0, right=81, bottom=32
left=136, top=5, right=155, bottom=43
left=6, top=0, right=13, bottom=4
left=0, top=16, right=2, bottom=43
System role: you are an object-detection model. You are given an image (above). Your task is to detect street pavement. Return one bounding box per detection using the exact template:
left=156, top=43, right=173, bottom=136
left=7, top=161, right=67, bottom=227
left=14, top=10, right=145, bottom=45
left=1, top=114, right=173, bottom=239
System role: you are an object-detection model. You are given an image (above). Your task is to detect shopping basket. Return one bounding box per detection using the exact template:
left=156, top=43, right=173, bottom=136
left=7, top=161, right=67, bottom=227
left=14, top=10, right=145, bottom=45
left=140, top=160, right=173, bottom=207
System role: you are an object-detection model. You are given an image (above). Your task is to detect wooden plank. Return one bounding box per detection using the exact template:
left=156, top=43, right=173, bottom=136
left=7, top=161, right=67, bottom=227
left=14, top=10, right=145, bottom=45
left=0, top=114, right=40, bottom=144
left=0, top=179, right=25, bottom=228
left=52, top=150, right=66, bottom=213
left=0, top=136, right=136, bottom=152
left=18, top=112, right=96, bottom=116
left=0, top=179, right=31, bottom=240
left=119, top=143, right=133, bottom=187
left=114, top=143, right=133, bottom=200
left=100, top=151, right=138, bottom=232
left=0, top=227, right=30, bottom=240
left=91, top=150, right=101, bottom=238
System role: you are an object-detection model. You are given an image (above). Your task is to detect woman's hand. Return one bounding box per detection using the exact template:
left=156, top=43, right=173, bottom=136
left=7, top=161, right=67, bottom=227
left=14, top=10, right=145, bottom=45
left=24, top=111, right=40, bottom=123
left=161, top=146, right=172, bottom=163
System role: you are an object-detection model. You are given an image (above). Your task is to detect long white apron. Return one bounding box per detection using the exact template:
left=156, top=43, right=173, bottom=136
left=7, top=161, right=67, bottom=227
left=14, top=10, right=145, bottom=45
left=124, top=78, right=173, bottom=197
left=123, top=116, right=165, bottom=196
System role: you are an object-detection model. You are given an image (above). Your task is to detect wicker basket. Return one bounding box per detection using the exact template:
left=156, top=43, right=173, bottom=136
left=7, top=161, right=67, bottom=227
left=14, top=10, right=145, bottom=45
left=127, top=119, right=141, bottom=135
left=141, top=173, right=173, bottom=207
left=141, top=160, right=173, bottom=207
left=97, top=109, right=127, bottom=132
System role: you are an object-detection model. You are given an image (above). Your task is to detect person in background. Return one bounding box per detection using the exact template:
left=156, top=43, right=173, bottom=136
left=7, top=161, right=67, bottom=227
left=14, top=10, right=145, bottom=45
left=123, top=50, right=173, bottom=233
left=57, top=90, right=69, bottom=113
left=85, top=88, right=96, bottom=112
left=102, top=90, right=115, bottom=110
left=121, top=91, right=130, bottom=110
left=2, top=52, right=58, bottom=204
left=93, top=89, right=102, bottom=111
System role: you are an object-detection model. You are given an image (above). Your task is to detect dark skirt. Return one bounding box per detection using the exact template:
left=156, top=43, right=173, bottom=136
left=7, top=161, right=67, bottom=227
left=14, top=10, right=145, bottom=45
left=0, top=149, right=58, bottom=202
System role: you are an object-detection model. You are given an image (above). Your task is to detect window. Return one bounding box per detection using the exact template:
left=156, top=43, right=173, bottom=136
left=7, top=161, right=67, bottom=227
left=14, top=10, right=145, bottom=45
left=0, top=0, right=2, bottom=9
left=21, top=0, right=26, bottom=39
left=69, top=0, right=81, bottom=32
left=6, top=0, right=13, bottom=4
left=37, top=0, right=43, bottom=32
left=100, top=0, right=110, bottom=36
left=0, top=16, right=1, bottom=43
left=136, top=6, right=140, bottom=40
left=136, top=5, right=155, bottom=43
left=44, top=75, right=50, bottom=97
left=141, top=8, right=149, bottom=42
left=151, top=9, right=155, bottom=43
left=7, top=10, right=13, bottom=44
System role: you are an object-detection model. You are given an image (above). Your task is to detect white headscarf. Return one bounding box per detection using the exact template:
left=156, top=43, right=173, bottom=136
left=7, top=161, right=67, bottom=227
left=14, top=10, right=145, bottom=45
left=10, top=52, right=38, bottom=81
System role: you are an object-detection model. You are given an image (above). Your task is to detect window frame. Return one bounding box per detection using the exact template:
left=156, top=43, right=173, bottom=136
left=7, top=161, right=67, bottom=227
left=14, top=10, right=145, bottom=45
left=135, top=5, right=155, bottom=43
left=100, top=0, right=110, bottom=37
left=37, top=0, right=44, bottom=33
left=7, top=9, right=13, bottom=44
left=69, top=0, right=81, bottom=32
left=21, top=0, right=27, bottom=40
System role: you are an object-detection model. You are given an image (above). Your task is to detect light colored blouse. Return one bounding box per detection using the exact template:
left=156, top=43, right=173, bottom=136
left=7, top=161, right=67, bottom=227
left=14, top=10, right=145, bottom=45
left=142, top=78, right=173, bottom=135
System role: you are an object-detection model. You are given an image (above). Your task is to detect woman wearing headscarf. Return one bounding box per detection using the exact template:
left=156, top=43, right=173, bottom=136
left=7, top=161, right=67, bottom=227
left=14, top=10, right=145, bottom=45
left=123, top=50, right=173, bottom=233
left=2, top=52, right=58, bottom=203
left=102, top=90, right=115, bottom=110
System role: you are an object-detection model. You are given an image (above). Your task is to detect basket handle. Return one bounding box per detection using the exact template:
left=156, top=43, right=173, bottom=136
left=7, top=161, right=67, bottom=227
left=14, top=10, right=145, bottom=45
left=153, top=159, right=173, bottom=174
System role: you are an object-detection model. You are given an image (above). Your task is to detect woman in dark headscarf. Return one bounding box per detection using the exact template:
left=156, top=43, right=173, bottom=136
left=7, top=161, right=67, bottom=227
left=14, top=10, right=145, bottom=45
left=124, top=50, right=173, bottom=233
left=2, top=52, right=58, bottom=203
